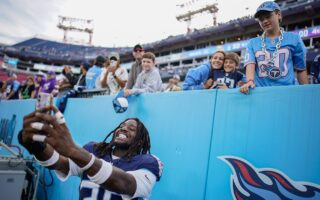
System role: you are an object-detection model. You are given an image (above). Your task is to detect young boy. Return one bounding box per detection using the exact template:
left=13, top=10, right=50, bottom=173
left=124, top=52, right=162, bottom=97
left=240, top=1, right=308, bottom=94
left=208, top=52, right=243, bottom=89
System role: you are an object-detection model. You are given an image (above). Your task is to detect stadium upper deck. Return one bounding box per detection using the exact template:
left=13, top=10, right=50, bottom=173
left=1, top=0, right=320, bottom=80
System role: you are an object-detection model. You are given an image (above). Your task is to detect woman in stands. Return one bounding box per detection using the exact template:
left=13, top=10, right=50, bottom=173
left=19, top=76, right=36, bottom=99
left=182, top=50, right=225, bottom=90
left=208, top=52, right=244, bottom=89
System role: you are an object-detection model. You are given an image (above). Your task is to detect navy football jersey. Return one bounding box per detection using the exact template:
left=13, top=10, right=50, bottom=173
left=79, top=142, right=163, bottom=200
left=208, top=69, right=243, bottom=88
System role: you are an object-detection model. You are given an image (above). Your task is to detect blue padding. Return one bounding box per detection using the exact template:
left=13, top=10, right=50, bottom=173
left=0, top=99, right=35, bottom=156
left=205, top=85, right=320, bottom=199
left=1, top=85, right=319, bottom=200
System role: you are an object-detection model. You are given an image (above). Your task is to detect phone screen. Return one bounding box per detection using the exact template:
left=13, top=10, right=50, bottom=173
left=36, top=92, right=52, bottom=110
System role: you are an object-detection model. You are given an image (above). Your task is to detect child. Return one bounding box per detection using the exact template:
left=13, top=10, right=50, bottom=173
left=209, top=52, right=243, bottom=89
left=240, top=1, right=308, bottom=94
left=124, top=52, right=162, bottom=97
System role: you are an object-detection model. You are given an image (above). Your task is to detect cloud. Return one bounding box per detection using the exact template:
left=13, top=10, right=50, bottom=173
left=0, top=0, right=63, bottom=44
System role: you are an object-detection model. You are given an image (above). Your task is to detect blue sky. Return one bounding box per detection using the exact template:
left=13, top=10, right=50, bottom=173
left=0, top=0, right=266, bottom=47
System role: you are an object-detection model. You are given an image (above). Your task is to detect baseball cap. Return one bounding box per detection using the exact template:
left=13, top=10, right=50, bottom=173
left=81, top=62, right=91, bottom=71
left=109, top=52, right=120, bottom=61
left=254, top=1, right=281, bottom=18
left=95, top=55, right=106, bottom=65
left=133, top=44, right=144, bottom=52
left=47, top=70, right=55, bottom=75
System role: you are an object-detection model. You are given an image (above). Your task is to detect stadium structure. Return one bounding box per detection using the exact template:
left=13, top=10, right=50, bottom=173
left=1, top=0, right=320, bottom=82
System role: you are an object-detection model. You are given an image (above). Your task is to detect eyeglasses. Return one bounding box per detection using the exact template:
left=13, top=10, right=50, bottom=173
left=134, top=49, right=144, bottom=53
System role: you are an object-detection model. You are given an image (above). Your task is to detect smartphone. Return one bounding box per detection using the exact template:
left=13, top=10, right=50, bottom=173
left=36, top=92, right=53, bottom=110
left=33, top=93, right=52, bottom=142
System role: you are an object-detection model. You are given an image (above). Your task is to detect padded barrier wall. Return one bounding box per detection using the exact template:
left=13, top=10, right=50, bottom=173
left=0, top=85, right=319, bottom=200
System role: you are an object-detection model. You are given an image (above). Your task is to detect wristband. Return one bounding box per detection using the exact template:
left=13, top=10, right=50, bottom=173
left=80, top=153, right=96, bottom=171
left=88, top=159, right=113, bottom=184
left=35, top=150, right=59, bottom=167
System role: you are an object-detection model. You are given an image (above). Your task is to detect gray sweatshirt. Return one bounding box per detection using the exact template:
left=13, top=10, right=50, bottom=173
left=130, top=67, right=162, bottom=95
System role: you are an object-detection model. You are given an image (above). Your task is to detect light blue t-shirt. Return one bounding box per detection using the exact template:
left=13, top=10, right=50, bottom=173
left=245, top=32, right=306, bottom=87
left=85, top=65, right=102, bottom=89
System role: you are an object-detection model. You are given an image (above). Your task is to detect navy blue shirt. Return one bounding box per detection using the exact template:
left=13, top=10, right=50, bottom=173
left=208, top=70, right=243, bottom=88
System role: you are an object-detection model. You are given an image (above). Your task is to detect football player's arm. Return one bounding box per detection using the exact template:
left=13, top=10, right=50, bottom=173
left=19, top=110, right=70, bottom=175
left=25, top=107, right=141, bottom=196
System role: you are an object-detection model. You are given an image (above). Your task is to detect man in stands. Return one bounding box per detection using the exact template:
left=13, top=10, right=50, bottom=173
left=310, top=54, right=320, bottom=84
left=124, top=52, right=162, bottom=97
left=18, top=107, right=163, bottom=199
left=240, top=1, right=308, bottom=94
left=86, top=55, right=104, bottom=89
left=41, top=71, right=56, bottom=95
left=3, top=73, right=20, bottom=100
left=100, top=52, right=128, bottom=95
left=126, top=44, right=145, bottom=89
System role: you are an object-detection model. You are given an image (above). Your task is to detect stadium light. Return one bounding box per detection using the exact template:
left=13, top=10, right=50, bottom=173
left=176, top=2, right=218, bottom=33
left=57, top=16, right=94, bottom=45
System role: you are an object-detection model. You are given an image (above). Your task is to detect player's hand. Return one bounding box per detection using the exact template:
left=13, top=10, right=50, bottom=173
left=240, top=80, right=255, bottom=94
left=25, top=106, right=76, bottom=157
left=21, top=106, right=51, bottom=144
left=204, top=79, right=213, bottom=89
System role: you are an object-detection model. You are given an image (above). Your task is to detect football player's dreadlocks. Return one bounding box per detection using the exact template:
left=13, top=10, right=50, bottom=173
left=94, top=118, right=151, bottom=160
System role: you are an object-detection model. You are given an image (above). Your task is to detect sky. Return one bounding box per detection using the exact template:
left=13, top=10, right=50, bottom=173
left=0, top=0, right=267, bottom=47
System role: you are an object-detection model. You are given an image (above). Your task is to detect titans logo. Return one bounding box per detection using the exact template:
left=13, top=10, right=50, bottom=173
left=220, top=156, right=320, bottom=200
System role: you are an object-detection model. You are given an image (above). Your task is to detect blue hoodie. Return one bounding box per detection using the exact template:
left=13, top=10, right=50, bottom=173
left=182, top=62, right=212, bottom=90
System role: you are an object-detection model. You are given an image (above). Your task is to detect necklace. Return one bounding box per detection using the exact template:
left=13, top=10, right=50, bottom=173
left=260, top=28, right=284, bottom=79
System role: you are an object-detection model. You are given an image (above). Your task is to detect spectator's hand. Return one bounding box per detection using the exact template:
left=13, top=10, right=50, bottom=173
left=218, top=83, right=228, bottom=89
left=240, top=80, right=255, bottom=94
left=204, top=79, right=213, bottom=89
left=124, top=89, right=131, bottom=97
left=210, top=81, right=218, bottom=89
left=107, top=66, right=117, bottom=74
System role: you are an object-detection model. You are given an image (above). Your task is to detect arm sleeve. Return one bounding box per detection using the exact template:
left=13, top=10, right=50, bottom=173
left=55, top=142, right=97, bottom=181
left=244, top=40, right=257, bottom=67
left=293, top=35, right=307, bottom=70
left=121, top=169, right=157, bottom=200
left=182, top=65, right=208, bottom=90
left=54, top=159, right=82, bottom=181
